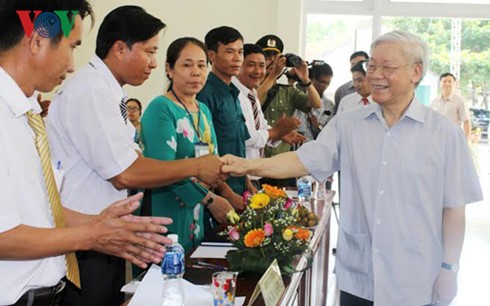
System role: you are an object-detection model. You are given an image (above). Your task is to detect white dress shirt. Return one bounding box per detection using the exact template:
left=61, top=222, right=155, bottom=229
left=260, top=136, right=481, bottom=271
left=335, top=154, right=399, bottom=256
left=47, top=55, right=139, bottom=214
left=296, top=99, right=482, bottom=305
left=0, top=68, right=65, bottom=304
left=232, top=77, right=280, bottom=179
left=337, top=92, right=373, bottom=113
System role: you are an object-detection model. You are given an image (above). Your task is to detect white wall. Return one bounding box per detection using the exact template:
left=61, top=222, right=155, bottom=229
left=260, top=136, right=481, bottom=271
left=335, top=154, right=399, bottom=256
left=58, top=0, right=304, bottom=108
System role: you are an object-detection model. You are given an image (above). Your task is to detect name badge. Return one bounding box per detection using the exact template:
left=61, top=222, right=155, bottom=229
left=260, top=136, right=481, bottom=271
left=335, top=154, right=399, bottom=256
left=194, top=142, right=210, bottom=157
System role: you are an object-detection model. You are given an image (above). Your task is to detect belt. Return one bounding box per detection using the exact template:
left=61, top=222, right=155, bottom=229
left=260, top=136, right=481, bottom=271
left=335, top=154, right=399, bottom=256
left=14, top=279, right=66, bottom=306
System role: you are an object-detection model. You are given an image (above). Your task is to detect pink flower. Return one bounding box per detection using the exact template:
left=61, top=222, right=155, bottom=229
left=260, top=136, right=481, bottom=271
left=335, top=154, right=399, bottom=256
left=242, top=190, right=251, bottom=203
left=264, top=223, right=273, bottom=236
left=228, top=228, right=240, bottom=241
left=284, top=198, right=293, bottom=210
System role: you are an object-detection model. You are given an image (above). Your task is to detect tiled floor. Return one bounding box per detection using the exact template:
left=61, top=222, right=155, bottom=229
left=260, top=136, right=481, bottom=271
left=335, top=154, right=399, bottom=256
left=327, top=143, right=490, bottom=306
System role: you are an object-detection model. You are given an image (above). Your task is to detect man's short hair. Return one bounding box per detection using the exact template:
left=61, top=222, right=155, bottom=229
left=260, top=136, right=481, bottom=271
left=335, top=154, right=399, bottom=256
left=95, top=5, right=165, bottom=59
left=243, top=43, right=265, bottom=59
left=371, top=30, right=429, bottom=87
left=350, top=51, right=369, bottom=62
left=204, top=26, right=243, bottom=52
left=310, top=62, right=333, bottom=79
left=350, top=60, right=367, bottom=76
left=0, top=0, right=94, bottom=52
left=440, top=72, right=456, bottom=81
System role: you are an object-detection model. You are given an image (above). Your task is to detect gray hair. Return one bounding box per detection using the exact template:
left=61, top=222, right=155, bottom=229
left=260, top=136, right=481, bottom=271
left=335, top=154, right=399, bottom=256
left=371, top=30, right=429, bottom=86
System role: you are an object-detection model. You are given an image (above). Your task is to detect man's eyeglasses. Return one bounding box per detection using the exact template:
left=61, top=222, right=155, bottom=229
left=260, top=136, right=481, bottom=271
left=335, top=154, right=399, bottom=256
left=363, top=61, right=410, bottom=77
left=127, top=106, right=140, bottom=112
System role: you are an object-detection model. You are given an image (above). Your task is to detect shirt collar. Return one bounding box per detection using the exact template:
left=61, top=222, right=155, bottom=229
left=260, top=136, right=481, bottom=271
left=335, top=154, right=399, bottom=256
left=207, top=72, right=240, bottom=98
left=231, top=76, right=257, bottom=97
left=440, top=93, right=455, bottom=101
left=365, top=96, right=426, bottom=124
left=0, top=67, right=42, bottom=118
left=88, top=55, right=127, bottom=102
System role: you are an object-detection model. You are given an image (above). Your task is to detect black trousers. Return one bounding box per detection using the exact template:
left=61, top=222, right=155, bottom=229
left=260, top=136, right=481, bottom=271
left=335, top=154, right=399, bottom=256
left=62, top=251, right=125, bottom=306
left=340, top=291, right=374, bottom=306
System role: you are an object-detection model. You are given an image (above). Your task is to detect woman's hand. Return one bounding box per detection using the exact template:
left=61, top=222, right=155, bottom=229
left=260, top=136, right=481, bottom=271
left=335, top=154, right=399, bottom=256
left=207, top=195, right=234, bottom=224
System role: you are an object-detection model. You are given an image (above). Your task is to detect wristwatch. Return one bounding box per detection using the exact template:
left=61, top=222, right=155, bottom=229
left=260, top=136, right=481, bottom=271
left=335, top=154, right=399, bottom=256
left=441, top=262, right=459, bottom=273
left=204, top=193, right=215, bottom=208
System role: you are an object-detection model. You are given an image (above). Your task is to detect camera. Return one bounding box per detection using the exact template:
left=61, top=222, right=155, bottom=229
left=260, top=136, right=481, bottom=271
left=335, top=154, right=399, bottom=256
left=283, top=53, right=303, bottom=68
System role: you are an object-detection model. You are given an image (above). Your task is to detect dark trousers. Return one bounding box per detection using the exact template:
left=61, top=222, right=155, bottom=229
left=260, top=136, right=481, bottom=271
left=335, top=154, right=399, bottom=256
left=12, top=279, right=66, bottom=306
left=62, top=251, right=125, bottom=306
left=340, top=291, right=373, bottom=306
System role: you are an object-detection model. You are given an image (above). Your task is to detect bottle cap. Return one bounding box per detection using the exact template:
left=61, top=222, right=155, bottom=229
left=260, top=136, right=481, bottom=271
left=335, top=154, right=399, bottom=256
left=168, top=234, right=178, bottom=243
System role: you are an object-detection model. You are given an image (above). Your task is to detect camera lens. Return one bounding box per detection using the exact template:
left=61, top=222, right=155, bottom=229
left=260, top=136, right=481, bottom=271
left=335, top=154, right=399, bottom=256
left=284, top=53, right=303, bottom=68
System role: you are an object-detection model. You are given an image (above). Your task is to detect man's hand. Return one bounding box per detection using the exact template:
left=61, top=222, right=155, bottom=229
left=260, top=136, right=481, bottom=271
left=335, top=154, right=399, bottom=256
left=282, top=131, right=306, bottom=145
left=292, top=60, right=310, bottom=84
left=87, top=193, right=173, bottom=269
left=270, top=54, right=286, bottom=79
left=221, top=154, right=249, bottom=177
left=309, top=114, right=319, bottom=129
left=196, top=155, right=227, bottom=188
left=431, top=269, right=458, bottom=306
left=207, top=196, right=234, bottom=224
left=273, top=114, right=300, bottom=138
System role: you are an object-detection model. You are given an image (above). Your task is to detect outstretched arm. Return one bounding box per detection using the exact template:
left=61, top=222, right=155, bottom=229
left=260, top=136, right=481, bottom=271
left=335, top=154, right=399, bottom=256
left=221, top=151, right=309, bottom=179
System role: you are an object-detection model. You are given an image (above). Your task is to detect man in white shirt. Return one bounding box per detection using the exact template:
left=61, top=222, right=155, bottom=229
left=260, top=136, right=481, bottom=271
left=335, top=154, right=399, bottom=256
left=232, top=44, right=299, bottom=188
left=46, top=6, right=227, bottom=305
left=222, top=31, right=482, bottom=306
left=431, top=72, right=471, bottom=138
left=0, top=1, right=172, bottom=305
left=337, top=61, right=373, bottom=113
left=333, top=51, right=369, bottom=113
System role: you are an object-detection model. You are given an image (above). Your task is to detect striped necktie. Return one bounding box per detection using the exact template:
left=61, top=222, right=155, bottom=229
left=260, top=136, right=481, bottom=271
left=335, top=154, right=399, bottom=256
left=26, top=111, right=81, bottom=288
left=247, top=93, right=261, bottom=130
left=120, top=98, right=128, bottom=123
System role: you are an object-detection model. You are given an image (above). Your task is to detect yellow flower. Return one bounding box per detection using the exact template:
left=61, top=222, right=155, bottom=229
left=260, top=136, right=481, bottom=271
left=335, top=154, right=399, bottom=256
left=262, top=184, right=287, bottom=199
left=227, top=210, right=240, bottom=224
left=249, top=193, right=270, bottom=209
left=282, top=228, right=293, bottom=241
left=244, top=229, right=265, bottom=247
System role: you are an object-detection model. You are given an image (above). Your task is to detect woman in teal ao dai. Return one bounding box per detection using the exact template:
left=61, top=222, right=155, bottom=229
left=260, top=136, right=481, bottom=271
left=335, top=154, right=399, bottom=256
left=140, top=37, right=234, bottom=253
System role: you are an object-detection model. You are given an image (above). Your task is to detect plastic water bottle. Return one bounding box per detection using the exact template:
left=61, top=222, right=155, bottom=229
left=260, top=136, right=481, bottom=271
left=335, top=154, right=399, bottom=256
left=297, top=175, right=312, bottom=203
left=314, top=179, right=326, bottom=200
left=161, top=234, right=185, bottom=306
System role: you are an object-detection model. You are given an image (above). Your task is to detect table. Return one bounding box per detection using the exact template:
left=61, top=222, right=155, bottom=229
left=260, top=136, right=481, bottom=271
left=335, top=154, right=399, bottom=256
left=125, top=190, right=334, bottom=306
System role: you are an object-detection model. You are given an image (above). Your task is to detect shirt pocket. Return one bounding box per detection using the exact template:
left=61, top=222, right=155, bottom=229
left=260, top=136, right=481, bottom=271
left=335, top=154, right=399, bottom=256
left=337, top=229, right=370, bottom=274
left=215, top=111, right=239, bottom=142
left=401, top=160, right=438, bottom=203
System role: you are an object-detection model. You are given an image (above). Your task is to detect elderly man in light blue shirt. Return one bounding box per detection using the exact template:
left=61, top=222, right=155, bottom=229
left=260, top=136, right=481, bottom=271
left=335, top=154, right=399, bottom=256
left=221, top=30, right=482, bottom=306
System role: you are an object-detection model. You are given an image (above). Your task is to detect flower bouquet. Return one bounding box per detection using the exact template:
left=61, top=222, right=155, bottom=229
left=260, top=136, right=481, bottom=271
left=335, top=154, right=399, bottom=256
left=221, top=185, right=311, bottom=275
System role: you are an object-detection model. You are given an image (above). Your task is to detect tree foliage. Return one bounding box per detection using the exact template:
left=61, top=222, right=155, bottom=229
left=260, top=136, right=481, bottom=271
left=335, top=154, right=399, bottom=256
left=383, top=17, right=490, bottom=106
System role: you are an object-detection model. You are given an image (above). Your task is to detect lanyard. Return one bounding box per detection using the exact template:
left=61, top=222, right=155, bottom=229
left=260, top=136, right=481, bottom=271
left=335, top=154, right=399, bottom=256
left=171, top=88, right=202, bottom=141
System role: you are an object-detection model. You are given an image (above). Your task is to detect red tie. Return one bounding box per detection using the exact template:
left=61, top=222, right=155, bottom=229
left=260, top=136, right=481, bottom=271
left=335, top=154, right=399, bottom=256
left=362, top=97, right=369, bottom=105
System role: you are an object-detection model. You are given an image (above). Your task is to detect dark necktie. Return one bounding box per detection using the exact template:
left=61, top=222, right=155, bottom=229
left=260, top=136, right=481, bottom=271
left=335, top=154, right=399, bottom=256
left=248, top=93, right=261, bottom=130
left=119, top=98, right=127, bottom=123
left=362, top=97, right=369, bottom=105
